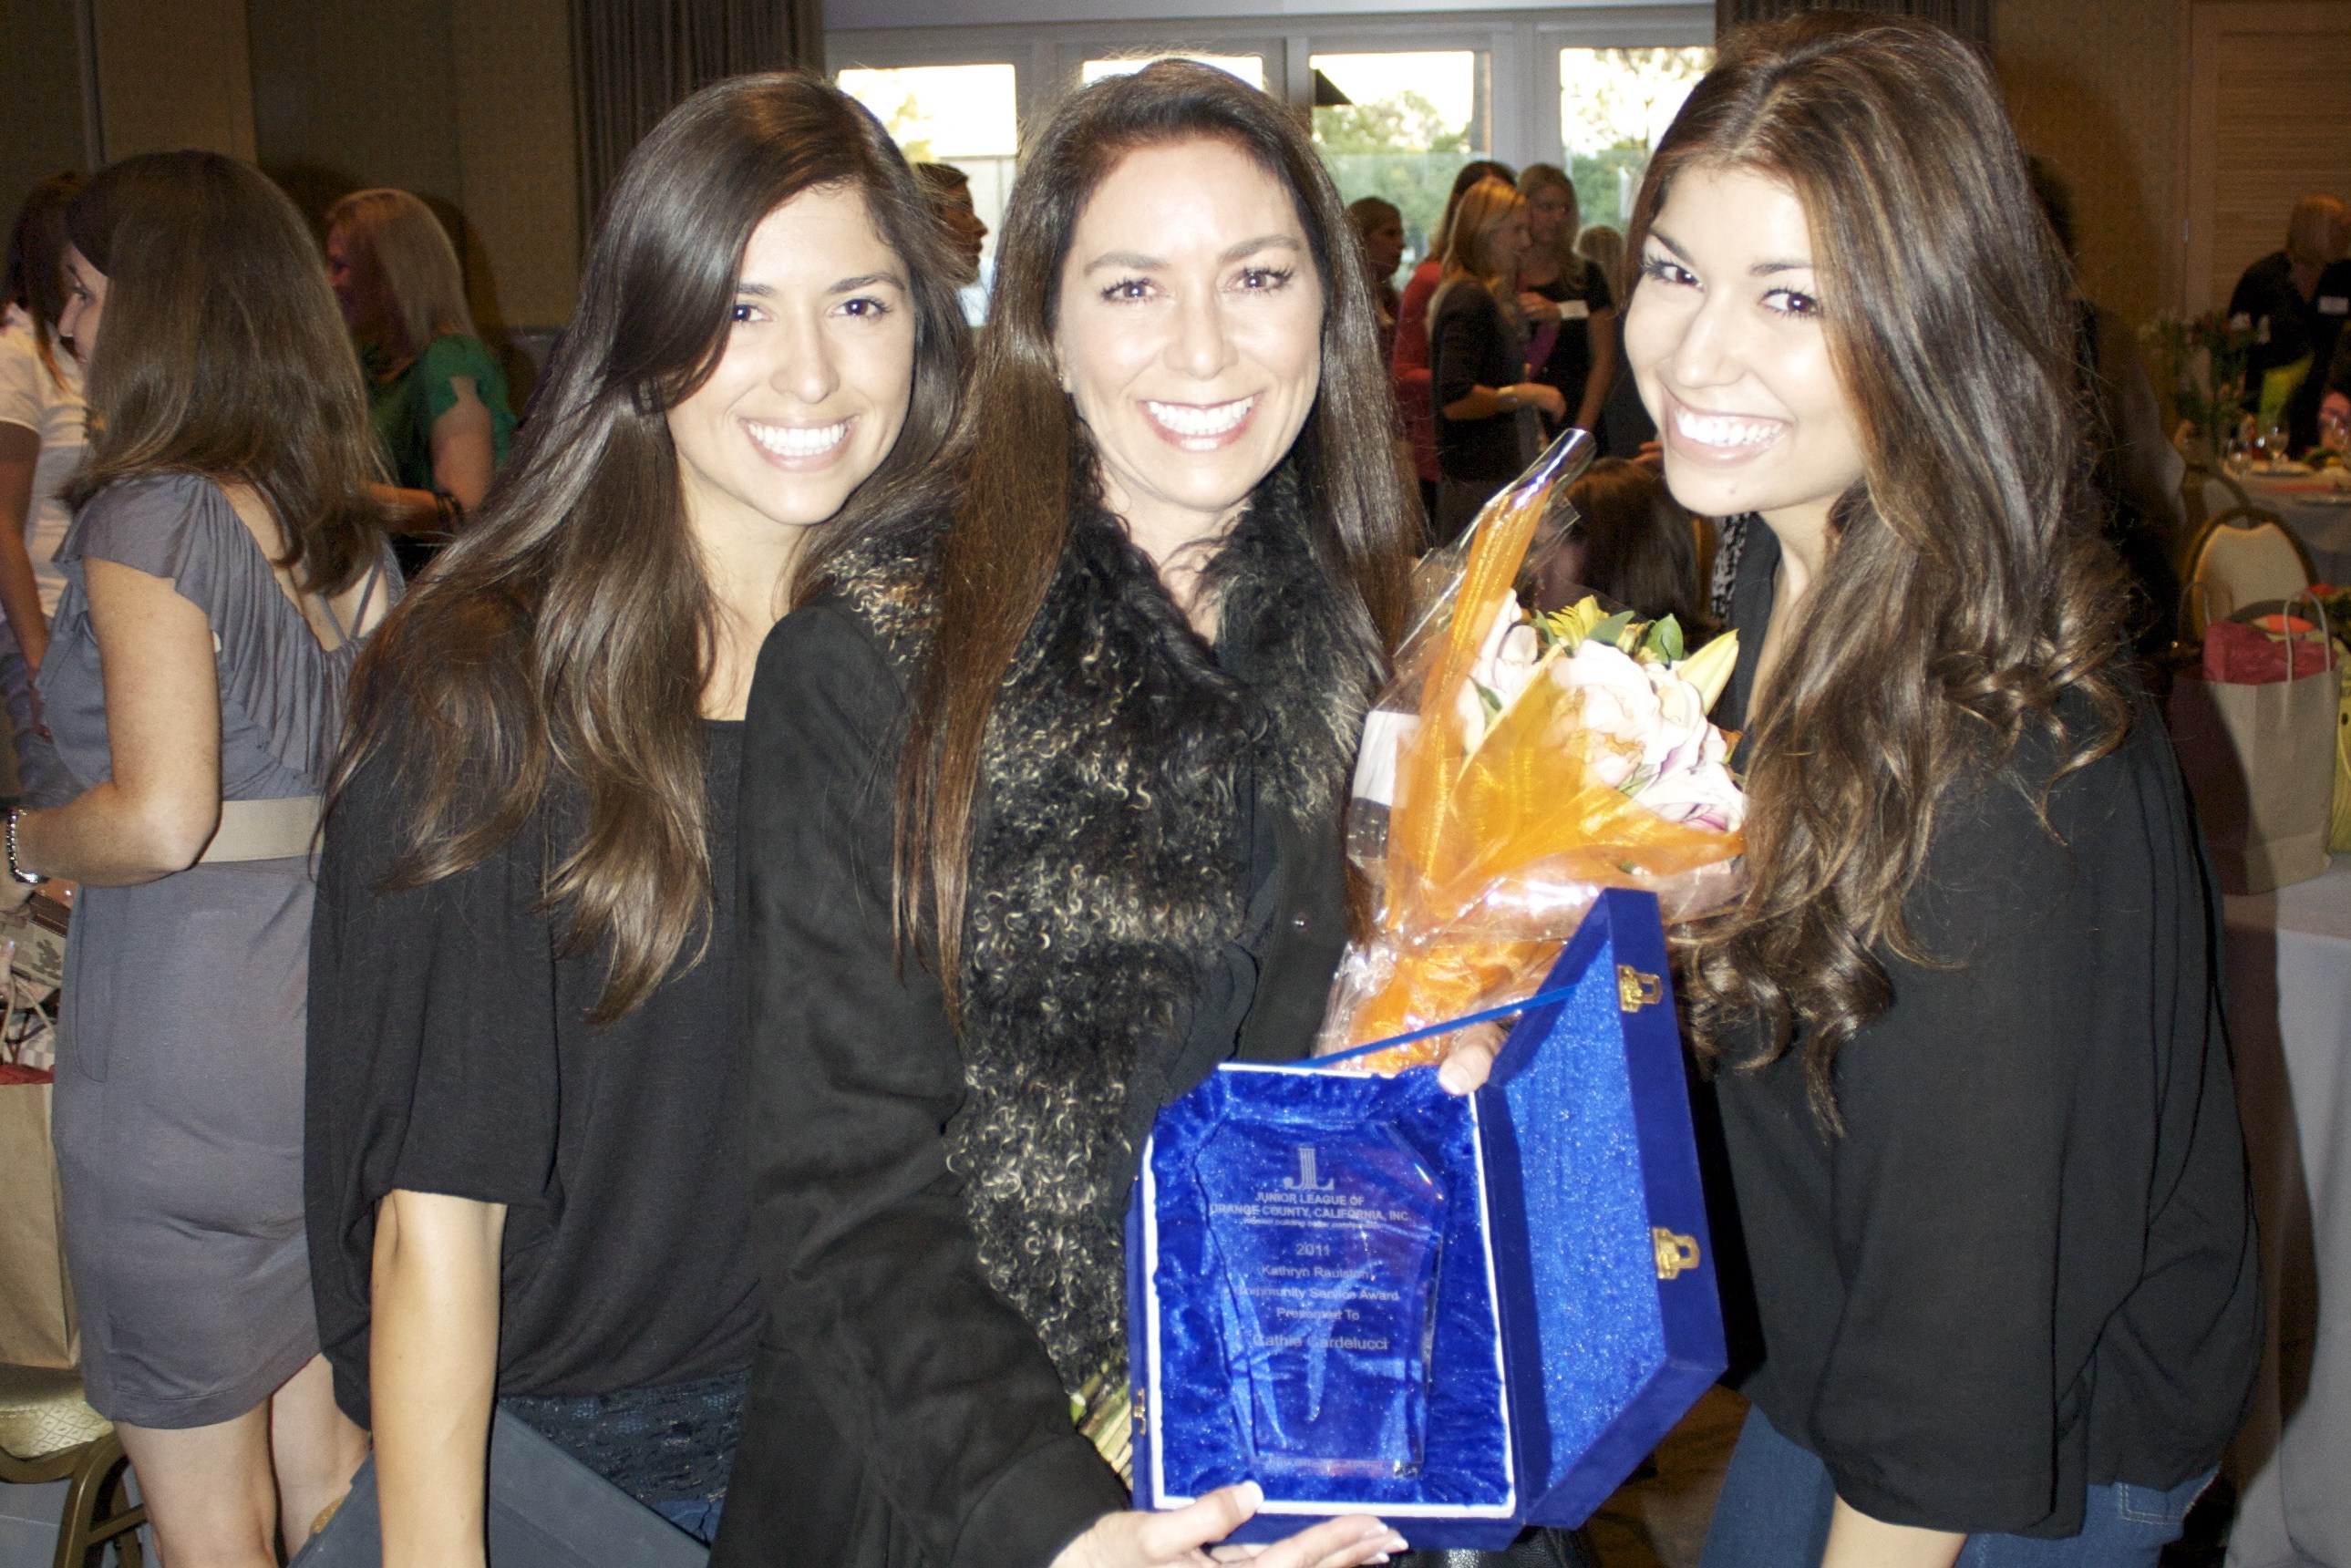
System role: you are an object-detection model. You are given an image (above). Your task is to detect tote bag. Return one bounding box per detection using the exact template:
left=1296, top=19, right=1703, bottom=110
left=2170, top=595, right=2339, bottom=893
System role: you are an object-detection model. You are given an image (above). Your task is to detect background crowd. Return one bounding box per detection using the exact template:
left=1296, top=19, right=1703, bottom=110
left=0, top=12, right=2313, bottom=1568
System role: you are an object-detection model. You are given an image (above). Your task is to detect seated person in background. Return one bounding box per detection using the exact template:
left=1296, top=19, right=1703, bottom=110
left=325, top=188, right=518, bottom=577
left=2226, top=192, right=2349, bottom=452
left=1524, top=455, right=1714, bottom=637
left=2028, top=157, right=2183, bottom=659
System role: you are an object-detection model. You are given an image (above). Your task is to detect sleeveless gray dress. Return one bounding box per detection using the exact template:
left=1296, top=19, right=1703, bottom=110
left=42, top=472, right=396, bottom=1429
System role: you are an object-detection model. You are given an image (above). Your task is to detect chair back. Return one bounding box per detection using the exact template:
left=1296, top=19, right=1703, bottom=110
left=2183, top=506, right=2317, bottom=635
left=2183, top=462, right=2251, bottom=534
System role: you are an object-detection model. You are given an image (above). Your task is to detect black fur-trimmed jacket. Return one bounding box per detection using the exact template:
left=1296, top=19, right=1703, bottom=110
left=713, top=468, right=1382, bottom=1568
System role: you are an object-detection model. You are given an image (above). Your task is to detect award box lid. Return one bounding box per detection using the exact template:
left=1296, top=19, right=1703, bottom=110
left=1473, top=887, right=1727, bottom=1530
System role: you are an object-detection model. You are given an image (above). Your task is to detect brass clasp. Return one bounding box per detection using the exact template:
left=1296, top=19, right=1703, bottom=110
left=1617, top=965, right=1663, bottom=1012
left=1653, top=1228, right=1701, bottom=1280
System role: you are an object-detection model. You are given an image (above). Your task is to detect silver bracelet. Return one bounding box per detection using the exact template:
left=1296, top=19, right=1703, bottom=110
left=6, top=808, right=44, bottom=886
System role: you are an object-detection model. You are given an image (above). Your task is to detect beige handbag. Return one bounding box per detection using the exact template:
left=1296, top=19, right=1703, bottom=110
left=2170, top=590, right=2339, bottom=893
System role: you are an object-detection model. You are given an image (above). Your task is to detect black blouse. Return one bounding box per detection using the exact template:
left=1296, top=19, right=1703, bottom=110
left=1431, top=282, right=1534, bottom=482
left=305, top=723, right=764, bottom=1428
left=1709, top=527, right=2260, bottom=1536
left=1525, top=257, right=1614, bottom=424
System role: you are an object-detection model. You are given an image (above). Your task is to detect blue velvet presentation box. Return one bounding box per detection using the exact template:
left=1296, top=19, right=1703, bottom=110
left=1126, top=890, right=1726, bottom=1549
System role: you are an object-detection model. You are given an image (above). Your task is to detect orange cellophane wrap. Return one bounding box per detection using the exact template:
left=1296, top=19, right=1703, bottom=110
left=1326, top=444, right=1745, bottom=1072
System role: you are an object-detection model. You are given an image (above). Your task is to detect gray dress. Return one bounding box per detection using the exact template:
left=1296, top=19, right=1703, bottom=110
left=42, top=472, right=395, bottom=1429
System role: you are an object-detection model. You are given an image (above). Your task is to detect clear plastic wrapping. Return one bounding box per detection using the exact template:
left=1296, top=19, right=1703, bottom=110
left=1322, top=429, right=1748, bottom=1068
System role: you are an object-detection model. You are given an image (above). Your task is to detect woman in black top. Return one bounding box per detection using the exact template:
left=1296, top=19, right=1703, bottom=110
left=2227, top=193, right=2348, bottom=453
left=304, top=75, right=967, bottom=1558
left=1429, top=178, right=1565, bottom=542
left=713, top=62, right=1419, bottom=1568
left=1622, top=19, right=2257, bottom=1567
left=1518, top=164, right=1616, bottom=437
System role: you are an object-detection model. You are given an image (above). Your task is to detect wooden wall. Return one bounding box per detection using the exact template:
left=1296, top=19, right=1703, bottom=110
left=1993, top=0, right=2188, bottom=327
left=247, top=0, right=581, bottom=342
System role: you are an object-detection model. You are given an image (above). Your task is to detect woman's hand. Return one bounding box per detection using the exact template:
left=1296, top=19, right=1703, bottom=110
left=1518, top=292, right=1562, bottom=324
left=1436, top=1021, right=1508, bottom=1095
left=1052, top=1485, right=1404, bottom=1568
left=1512, top=383, right=1569, bottom=423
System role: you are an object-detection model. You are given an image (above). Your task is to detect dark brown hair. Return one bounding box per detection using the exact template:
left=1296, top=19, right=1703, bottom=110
left=63, top=152, right=381, bottom=597
left=341, top=72, right=967, bottom=1021
left=5, top=172, right=82, bottom=384
left=892, top=59, right=1414, bottom=1016
left=1639, top=16, right=2131, bottom=1119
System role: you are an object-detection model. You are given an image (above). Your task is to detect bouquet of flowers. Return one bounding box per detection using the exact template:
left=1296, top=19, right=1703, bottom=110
left=1323, top=431, right=1748, bottom=1068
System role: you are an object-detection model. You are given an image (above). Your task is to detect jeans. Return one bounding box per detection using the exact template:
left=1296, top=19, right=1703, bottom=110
left=1698, top=1406, right=2212, bottom=1568
left=293, top=1411, right=710, bottom=1567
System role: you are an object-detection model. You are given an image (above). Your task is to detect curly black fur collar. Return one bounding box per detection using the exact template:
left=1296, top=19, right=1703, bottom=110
left=829, top=462, right=1375, bottom=1392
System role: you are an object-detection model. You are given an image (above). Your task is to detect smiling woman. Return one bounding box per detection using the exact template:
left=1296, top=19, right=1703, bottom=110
left=302, top=71, right=966, bottom=1563
left=1619, top=17, right=2258, bottom=1568
left=715, top=57, right=1419, bottom=1568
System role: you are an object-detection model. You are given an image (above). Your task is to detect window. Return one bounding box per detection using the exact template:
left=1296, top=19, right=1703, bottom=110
left=1557, top=47, right=1713, bottom=232
left=836, top=63, right=1019, bottom=318
left=835, top=64, right=1019, bottom=160
left=1080, top=54, right=1266, bottom=90
left=1310, top=51, right=1484, bottom=267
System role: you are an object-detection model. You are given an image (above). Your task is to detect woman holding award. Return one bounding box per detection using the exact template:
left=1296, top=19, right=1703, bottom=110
left=718, top=60, right=1422, bottom=1568
left=1620, top=17, right=2259, bottom=1568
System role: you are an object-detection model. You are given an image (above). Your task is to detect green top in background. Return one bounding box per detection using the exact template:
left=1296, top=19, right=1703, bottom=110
left=366, top=333, right=517, bottom=491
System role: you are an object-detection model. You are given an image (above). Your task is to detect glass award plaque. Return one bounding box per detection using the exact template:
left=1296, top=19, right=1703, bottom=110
left=1190, top=1117, right=1448, bottom=1478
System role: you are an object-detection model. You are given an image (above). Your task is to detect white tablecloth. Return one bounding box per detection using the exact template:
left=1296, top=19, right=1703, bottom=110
left=2241, top=472, right=2351, bottom=588
left=2225, top=858, right=2351, bottom=1568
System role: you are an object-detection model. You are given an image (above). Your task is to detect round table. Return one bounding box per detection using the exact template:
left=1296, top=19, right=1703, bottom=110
left=2223, top=858, right=2351, bottom=1568
left=2239, top=470, right=2351, bottom=588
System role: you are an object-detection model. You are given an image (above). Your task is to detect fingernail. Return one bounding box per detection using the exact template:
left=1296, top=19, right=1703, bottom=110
left=1386, top=1534, right=1410, bottom=1553
left=1356, top=1521, right=1391, bottom=1542
left=1235, top=1480, right=1263, bottom=1511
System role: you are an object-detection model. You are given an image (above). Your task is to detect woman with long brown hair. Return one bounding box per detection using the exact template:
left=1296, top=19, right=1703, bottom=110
left=303, top=73, right=966, bottom=1559
left=1619, top=18, right=2257, bottom=1567
left=1393, top=158, right=1514, bottom=522
left=1428, top=178, right=1565, bottom=542
left=717, top=59, right=1418, bottom=1568
left=15, top=150, right=393, bottom=1567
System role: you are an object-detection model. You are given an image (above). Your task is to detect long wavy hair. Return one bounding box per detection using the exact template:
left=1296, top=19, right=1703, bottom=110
left=62, top=151, right=381, bottom=597
left=1653, top=16, right=2132, bottom=1120
left=340, top=73, right=967, bottom=1021
left=886, top=59, right=1414, bottom=1018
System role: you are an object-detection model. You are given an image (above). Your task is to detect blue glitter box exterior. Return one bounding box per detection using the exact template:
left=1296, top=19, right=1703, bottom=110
left=1126, top=889, right=1726, bottom=1549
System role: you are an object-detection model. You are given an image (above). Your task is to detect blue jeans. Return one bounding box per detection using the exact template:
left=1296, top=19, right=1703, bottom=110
left=293, top=1412, right=710, bottom=1567
left=1698, top=1406, right=2212, bottom=1568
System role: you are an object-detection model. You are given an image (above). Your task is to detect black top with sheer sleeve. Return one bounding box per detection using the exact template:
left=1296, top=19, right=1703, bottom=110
left=304, top=720, right=765, bottom=1429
